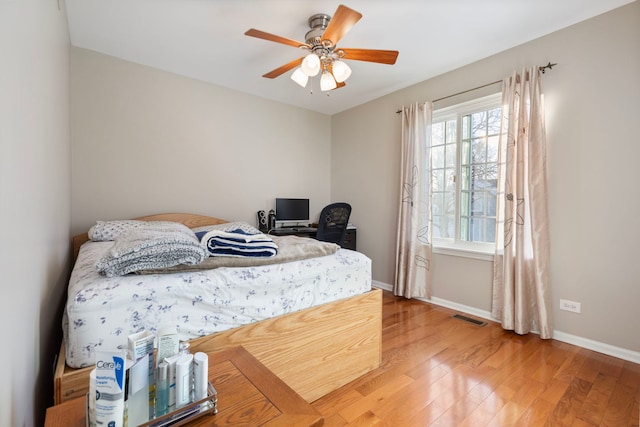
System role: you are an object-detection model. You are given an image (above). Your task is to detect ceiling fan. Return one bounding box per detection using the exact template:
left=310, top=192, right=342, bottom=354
left=245, top=4, right=399, bottom=91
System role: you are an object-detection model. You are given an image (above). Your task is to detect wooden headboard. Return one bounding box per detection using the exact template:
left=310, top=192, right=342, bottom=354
left=72, top=213, right=228, bottom=262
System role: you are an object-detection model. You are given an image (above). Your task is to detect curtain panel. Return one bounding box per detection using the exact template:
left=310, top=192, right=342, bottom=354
left=394, top=102, right=433, bottom=299
left=492, top=68, right=553, bottom=338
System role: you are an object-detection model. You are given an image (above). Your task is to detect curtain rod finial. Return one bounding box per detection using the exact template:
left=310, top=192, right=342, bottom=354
left=539, top=62, right=557, bottom=74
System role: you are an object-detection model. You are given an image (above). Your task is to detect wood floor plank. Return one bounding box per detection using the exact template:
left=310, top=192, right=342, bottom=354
left=539, top=377, right=572, bottom=405
left=322, top=413, right=348, bottom=427
left=630, top=394, right=639, bottom=427
left=311, top=290, right=640, bottom=427
left=428, top=393, right=482, bottom=426
left=481, top=339, right=522, bottom=369
left=458, top=386, right=512, bottom=426
left=576, top=349, right=605, bottom=383
left=487, top=400, right=531, bottom=426
left=514, top=397, right=555, bottom=426
left=620, top=361, right=640, bottom=389
left=363, top=364, right=449, bottom=422
left=600, top=382, right=635, bottom=426
left=553, top=347, right=589, bottom=383
left=511, top=378, right=546, bottom=409
left=338, top=374, right=414, bottom=422
left=312, top=389, right=363, bottom=418
left=577, top=372, right=618, bottom=425
left=345, top=410, right=382, bottom=426
left=409, top=387, right=460, bottom=425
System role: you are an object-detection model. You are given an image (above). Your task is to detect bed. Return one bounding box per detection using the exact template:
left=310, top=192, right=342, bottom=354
left=54, top=213, right=382, bottom=404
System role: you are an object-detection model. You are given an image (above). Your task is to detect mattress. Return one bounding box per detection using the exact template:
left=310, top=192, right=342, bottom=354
left=63, top=240, right=372, bottom=368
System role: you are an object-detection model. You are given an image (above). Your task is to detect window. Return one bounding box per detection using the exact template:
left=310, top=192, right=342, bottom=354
left=431, top=93, right=502, bottom=257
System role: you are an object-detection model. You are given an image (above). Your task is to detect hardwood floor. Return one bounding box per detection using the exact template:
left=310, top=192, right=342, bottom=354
left=312, top=291, right=640, bottom=426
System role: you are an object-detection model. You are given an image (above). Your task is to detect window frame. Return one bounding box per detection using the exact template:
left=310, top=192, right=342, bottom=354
left=430, top=92, right=502, bottom=260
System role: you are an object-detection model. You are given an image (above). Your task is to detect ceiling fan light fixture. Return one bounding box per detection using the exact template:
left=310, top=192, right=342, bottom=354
left=320, top=70, right=337, bottom=91
left=291, top=68, right=309, bottom=87
left=301, top=53, right=320, bottom=76
left=245, top=5, right=398, bottom=94
left=331, top=60, right=351, bottom=83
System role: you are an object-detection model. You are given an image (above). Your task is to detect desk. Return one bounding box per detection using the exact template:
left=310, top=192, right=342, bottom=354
left=269, top=227, right=357, bottom=251
left=268, top=227, right=317, bottom=238
left=45, top=346, right=323, bottom=427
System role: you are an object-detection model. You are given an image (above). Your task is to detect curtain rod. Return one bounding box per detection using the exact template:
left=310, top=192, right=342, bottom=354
left=395, top=62, right=557, bottom=113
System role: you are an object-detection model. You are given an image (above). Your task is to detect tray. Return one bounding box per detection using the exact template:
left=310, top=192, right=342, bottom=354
left=87, top=382, right=218, bottom=427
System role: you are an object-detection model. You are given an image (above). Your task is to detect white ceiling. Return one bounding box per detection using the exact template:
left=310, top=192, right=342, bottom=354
left=65, top=0, right=633, bottom=115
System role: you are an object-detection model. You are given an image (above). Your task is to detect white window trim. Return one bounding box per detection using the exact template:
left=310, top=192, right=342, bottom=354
left=433, top=93, right=502, bottom=120
left=432, top=240, right=495, bottom=261
left=431, top=92, right=501, bottom=261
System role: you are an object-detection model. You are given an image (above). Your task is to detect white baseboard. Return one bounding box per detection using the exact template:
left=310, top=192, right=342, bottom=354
left=551, top=331, right=640, bottom=364
left=372, top=280, right=640, bottom=364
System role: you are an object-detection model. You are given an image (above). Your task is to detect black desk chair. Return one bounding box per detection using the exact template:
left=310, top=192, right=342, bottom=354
left=316, top=202, right=352, bottom=247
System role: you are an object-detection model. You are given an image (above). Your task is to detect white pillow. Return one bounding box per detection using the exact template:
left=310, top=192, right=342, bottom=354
left=89, top=220, right=189, bottom=241
left=192, top=221, right=262, bottom=235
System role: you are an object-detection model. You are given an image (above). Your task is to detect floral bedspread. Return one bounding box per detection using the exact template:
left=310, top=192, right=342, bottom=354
left=63, top=240, right=371, bottom=368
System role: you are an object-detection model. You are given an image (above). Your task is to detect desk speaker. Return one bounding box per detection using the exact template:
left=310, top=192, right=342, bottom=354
left=257, top=210, right=268, bottom=232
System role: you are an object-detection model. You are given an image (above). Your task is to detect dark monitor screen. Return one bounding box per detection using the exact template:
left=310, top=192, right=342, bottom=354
left=275, top=198, right=309, bottom=222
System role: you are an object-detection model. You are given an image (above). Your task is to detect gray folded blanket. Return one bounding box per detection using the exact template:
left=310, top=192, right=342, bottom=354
left=139, top=235, right=339, bottom=274
left=96, top=222, right=207, bottom=277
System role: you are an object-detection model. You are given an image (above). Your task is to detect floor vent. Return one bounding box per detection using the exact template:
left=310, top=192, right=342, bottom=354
left=452, top=314, right=487, bottom=327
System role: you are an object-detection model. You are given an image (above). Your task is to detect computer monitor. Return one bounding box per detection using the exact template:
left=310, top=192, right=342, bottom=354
left=275, top=198, right=309, bottom=224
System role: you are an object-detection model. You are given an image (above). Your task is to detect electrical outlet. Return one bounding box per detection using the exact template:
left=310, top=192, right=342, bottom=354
left=560, top=299, right=581, bottom=313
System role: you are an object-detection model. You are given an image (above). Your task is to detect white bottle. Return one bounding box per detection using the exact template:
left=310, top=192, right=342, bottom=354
left=175, top=353, right=194, bottom=408
left=94, top=352, right=126, bottom=427
left=193, top=352, right=209, bottom=401
left=164, top=354, right=181, bottom=410
left=155, top=362, right=169, bottom=416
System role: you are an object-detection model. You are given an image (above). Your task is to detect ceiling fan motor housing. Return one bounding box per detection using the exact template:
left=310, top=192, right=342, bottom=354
left=306, top=13, right=338, bottom=61
left=306, top=13, right=331, bottom=46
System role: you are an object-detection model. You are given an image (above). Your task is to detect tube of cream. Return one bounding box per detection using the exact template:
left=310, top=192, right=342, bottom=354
left=164, top=353, right=181, bottom=411
left=193, top=352, right=209, bottom=401
left=94, top=351, right=126, bottom=427
left=175, top=353, right=194, bottom=409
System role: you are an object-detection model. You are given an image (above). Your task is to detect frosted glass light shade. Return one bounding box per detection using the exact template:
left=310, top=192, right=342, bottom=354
left=320, top=70, right=337, bottom=91
left=332, top=60, right=351, bottom=83
left=290, top=68, right=308, bottom=87
left=301, top=53, right=320, bottom=76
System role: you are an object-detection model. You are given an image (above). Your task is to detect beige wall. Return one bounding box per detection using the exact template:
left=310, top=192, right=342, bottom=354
left=332, top=2, right=640, bottom=353
left=71, top=48, right=332, bottom=235
left=0, top=1, right=71, bottom=426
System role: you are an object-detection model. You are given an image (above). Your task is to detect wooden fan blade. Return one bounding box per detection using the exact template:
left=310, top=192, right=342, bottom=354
left=262, top=57, right=304, bottom=79
left=341, top=48, right=399, bottom=65
left=245, top=28, right=310, bottom=49
left=321, top=5, right=362, bottom=47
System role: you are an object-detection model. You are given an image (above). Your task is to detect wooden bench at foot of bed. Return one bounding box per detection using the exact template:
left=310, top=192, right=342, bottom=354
left=54, top=288, right=382, bottom=404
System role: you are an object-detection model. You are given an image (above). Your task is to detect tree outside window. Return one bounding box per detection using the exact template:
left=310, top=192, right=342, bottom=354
left=431, top=94, right=502, bottom=253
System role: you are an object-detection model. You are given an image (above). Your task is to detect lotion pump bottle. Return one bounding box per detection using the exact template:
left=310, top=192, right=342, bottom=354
left=155, top=362, right=169, bottom=417
left=179, top=342, right=190, bottom=355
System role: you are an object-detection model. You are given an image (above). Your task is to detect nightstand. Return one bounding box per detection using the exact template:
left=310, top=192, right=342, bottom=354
left=45, top=346, right=323, bottom=427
